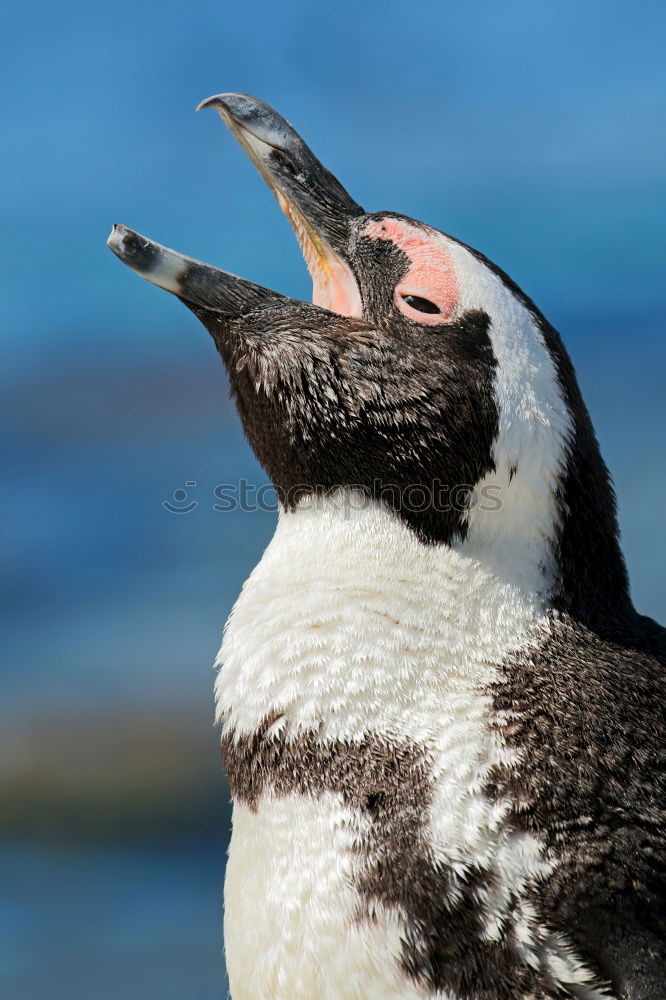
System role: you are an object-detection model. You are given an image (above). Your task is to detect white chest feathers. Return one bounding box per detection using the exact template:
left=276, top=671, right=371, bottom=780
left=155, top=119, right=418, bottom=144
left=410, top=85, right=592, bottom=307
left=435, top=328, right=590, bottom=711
left=215, top=497, right=610, bottom=1000
left=224, top=793, right=430, bottom=1000
left=215, top=492, right=549, bottom=739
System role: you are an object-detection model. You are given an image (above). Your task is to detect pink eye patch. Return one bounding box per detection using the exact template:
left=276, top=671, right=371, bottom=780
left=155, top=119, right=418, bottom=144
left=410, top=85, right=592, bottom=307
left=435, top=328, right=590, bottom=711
left=364, top=218, right=458, bottom=324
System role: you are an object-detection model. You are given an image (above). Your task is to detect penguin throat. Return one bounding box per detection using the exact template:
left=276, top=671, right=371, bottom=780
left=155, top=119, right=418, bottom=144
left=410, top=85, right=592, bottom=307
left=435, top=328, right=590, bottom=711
left=276, top=192, right=363, bottom=317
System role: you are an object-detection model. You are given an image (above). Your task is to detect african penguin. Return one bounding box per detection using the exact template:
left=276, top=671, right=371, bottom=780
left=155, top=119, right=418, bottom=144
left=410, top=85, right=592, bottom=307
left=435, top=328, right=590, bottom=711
left=108, top=93, right=665, bottom=1000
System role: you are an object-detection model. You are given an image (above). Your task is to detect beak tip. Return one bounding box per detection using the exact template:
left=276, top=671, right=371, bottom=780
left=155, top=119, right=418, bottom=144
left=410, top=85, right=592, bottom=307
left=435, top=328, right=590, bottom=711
left=196, top=94, right=225, bottom=113
left=107, top=223, right=124, bottom=253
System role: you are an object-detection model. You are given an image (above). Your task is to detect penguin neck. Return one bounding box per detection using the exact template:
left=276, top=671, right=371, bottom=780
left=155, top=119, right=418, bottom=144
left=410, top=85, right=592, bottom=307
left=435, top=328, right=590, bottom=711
left=536, top=320, right=633, bottom=628
left=215, top=492, right=554, bottom=740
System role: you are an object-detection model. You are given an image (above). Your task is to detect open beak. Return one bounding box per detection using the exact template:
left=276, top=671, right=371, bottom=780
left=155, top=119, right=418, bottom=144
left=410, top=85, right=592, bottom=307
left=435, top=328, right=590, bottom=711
left=108, top=92, right=364, bottom=319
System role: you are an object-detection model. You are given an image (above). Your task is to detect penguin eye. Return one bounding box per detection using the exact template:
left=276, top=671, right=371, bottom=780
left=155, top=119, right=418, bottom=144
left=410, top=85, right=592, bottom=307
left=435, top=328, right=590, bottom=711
left=401, top=294, right=440, bottom=315
left=395, top=282, right=454, bottom=325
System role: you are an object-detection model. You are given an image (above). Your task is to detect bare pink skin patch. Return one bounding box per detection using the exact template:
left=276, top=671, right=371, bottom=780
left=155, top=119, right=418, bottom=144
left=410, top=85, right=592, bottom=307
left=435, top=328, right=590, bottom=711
left=276, top=191, right=363, bottom=318
left=364, top=218, right=458, bottom=324
left=312, top=254, right=363, bottom=317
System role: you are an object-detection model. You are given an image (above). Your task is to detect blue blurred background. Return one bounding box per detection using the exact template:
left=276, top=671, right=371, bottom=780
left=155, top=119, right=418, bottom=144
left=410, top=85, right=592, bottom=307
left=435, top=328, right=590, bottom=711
left=2, top=1, right=665, bottom=996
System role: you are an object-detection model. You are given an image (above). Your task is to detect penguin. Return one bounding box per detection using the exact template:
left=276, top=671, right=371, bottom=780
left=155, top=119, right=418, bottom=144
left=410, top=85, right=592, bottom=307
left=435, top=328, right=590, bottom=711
left=108, top=94, right=665, bottom=1000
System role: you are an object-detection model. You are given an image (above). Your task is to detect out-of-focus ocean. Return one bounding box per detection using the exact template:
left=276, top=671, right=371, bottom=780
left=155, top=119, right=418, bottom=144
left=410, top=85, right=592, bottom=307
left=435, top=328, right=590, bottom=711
left=2, top=1, right=664, bottom=996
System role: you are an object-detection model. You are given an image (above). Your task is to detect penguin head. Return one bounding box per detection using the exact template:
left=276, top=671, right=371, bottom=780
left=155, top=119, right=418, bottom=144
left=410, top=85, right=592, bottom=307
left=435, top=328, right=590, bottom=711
left=109, top=94, right=629, bottom=617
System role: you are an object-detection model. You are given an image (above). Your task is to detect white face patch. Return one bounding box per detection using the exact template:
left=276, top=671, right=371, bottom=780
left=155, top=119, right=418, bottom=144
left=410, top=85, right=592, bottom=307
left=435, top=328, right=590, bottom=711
left=444, top=238, right=573, bottom=593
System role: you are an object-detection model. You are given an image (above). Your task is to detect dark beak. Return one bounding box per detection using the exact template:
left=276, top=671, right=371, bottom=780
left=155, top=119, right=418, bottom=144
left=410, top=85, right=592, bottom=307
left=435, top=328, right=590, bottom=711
left=108, top=93, right=364, bottom=318
left=107, top=223, right=291, bottom=315
left=196, top=93, right=364, bottom=315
